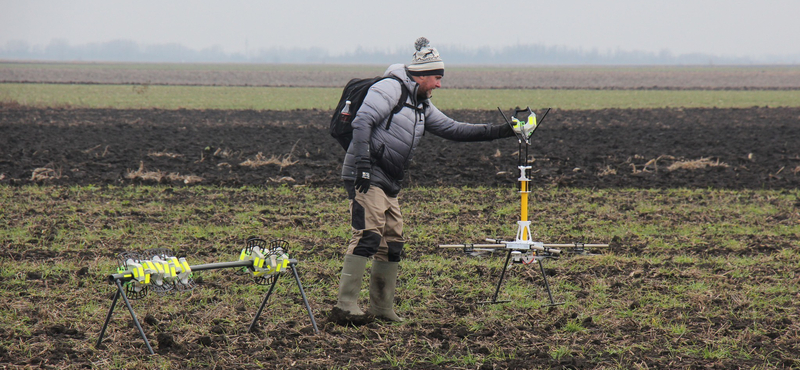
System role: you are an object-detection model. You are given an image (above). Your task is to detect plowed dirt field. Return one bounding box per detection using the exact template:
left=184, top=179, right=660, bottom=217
left=2, top=106, right=799, bottom=189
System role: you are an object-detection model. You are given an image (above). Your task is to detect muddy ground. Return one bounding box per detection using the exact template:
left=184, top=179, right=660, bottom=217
left=2, top=105, right=799, bottom=190
left=2, top=105, right=800, bottom=370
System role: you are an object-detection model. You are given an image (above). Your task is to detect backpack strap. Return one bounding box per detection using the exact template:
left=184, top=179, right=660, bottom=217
left=384, top=76, right=413, bottom=131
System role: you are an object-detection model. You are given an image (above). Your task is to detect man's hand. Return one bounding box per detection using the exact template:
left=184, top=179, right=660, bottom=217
left=512, top=115, right=537, bottom=138
left=354, top=165, right=371, bottom=193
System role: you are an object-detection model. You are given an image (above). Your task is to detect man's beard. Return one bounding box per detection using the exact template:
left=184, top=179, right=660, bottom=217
left=416, top=90, right=432, bottom=100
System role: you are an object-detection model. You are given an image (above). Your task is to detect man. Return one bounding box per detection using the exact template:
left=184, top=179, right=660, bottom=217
left=334, top=37, right=534, bottom=322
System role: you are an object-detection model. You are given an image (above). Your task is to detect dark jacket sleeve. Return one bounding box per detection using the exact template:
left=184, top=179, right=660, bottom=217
left=423, top=103, right=513, bottom=141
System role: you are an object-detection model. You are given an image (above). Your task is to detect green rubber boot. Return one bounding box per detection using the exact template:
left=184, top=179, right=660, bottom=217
left=368, top=261, right=405, bottom=322
left=334, top=254, right=368, bottom=315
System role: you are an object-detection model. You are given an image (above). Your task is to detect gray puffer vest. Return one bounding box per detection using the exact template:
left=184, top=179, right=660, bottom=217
left=341, top=63, right=508, bottom=197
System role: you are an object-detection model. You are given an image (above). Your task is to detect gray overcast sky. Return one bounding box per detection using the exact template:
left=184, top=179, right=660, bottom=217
left=2, top=0, right=799, bottom=59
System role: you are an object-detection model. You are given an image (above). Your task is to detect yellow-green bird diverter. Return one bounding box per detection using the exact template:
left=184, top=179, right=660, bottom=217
left=511, top=113, right=537, bottom=130
left=511, top=108, right=537, bottom=144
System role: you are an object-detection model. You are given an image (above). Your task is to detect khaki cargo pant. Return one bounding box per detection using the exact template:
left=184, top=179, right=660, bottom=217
left=344, top=184, right=405, bottom=262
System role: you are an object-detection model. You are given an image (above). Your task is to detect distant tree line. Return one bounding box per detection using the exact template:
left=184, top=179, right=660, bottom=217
left=1, top=38, right=796, bottom=65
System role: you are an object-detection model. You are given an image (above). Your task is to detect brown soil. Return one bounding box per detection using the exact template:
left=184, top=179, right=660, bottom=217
left=2, top=105, right=799, bottom=189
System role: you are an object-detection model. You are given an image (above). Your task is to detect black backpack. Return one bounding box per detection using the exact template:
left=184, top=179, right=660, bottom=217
left=330, top=76, right=410, bottom=151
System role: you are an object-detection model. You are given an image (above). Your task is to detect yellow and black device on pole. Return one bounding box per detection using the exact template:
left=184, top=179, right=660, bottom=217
left=440, top=107, right=610, bottom=306
left=499, top=106, right=547, bottom=253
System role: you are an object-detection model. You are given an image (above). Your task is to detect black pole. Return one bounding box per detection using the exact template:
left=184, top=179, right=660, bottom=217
left=290, top=263, right=319, bottom=334
left=116, top=279, right=154, bottom=355
left=190, top=260, right=253, bottom=272
left=96, top=287, right=121, bottom=348
left=497, top=107, right=512, bottom=126
left=248, top=273, right=280, bottom=332
left=538, top=107, right=551, bottom=127
left=483, top=250, right=513, bottom=304
left=537, top=259, right=564, bottom=307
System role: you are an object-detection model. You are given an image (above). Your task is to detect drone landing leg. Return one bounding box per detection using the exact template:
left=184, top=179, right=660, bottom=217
left=537, top=259, right=564, bottom=307
left=481, top=250, right=513, bottom=304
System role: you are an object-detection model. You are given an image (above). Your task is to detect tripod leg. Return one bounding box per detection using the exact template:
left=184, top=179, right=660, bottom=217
left=483, top=250, right=513, bottom=304
left=115, top=279, right=154, bottom=355
left=537, top=258, right=563, bottom=306
left=290, top=263, right=319, bottom=334
left=96, top=286, right=121, bottom=349
left=248, top=274, right=280, bottom=332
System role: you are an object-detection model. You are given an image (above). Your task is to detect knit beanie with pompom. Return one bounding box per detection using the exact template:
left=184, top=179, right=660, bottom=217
left=407, top=37, right=444, bottom=76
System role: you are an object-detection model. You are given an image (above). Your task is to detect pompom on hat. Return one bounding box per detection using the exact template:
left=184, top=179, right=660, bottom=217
left=407, top=37, right=444, bottom=76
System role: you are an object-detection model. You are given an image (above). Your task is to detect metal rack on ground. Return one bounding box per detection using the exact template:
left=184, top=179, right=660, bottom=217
left=96, top=238, right=318, bottom=355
